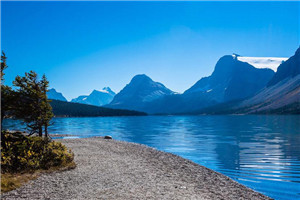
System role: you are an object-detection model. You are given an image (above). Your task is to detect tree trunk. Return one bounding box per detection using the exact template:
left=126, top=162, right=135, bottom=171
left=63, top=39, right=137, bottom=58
left=1, top=111, right=5, bottom=130
left=45, top=125, right=48, bottom=138
left=1, top=114, right=3, bottom=129
left=38, top=126, right=43, bottom=137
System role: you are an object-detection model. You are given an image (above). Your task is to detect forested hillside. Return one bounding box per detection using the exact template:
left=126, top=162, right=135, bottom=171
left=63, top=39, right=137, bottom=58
left=50, top=100, right=147, bottom=117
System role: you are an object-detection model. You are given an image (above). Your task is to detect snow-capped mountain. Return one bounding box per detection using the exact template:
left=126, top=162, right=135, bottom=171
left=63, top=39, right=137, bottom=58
left=71, top=87, right=116, bottom=107
left=237, top=56, right=288, bottom=72
left=47, top=88, right=68, bottom=102
left=108, top=74, right=175, bottom=112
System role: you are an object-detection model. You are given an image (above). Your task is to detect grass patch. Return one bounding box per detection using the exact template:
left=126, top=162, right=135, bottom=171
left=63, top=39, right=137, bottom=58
left=1, top=131, right=76, bottom=193
left=1, top=161, right=76, bottom=193
left=1, top=172, right=39, bottom=193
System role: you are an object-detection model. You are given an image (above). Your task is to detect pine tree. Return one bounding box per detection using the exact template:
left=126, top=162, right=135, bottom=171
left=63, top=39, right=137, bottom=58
left=40, top=74, right=54, bottom=137
left=13, top=71, right=53, bottom=137
left=1, top=51, right=14, bottom=127
left=1, top=51, right=8, bottom=82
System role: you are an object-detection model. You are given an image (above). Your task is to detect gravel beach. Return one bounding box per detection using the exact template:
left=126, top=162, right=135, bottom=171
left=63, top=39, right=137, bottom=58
left=2, top=137, right=271, bottom=200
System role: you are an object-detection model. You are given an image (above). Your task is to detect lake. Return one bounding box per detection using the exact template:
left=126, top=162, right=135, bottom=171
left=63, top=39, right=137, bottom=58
left=3, top=115, right=300, bottom=200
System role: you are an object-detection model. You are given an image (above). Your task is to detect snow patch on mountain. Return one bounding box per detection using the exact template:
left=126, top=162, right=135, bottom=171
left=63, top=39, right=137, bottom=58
left=237, top=56, right=288, bottom=72
left=98, top=90, right=109, bottom=94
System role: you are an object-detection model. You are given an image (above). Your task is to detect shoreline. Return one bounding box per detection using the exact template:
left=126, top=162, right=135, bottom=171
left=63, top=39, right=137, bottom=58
left=2, top=137, right=271, bottom=199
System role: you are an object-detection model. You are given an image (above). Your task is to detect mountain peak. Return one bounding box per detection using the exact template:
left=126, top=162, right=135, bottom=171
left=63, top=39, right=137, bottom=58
left=185, top=53, right=274, bottom=103
left=71, top=87, right=116, bottom=106
left=210, top=55, right=239, bottom=81
left=131, top=74, right=152, bottom=83
left=102, top=87, right=115, bottom=94
left=48, top=88, right=57, bottom=92
left=47, top=88, right=67, bottom=102
left=90, top=87, right=115, bottom=95
left=133, top=74, right=150, bottom=78
left=108, top=74, right=174, bottom=112
left=102, top=86, right=111, bottom=91
left=91, top=89, right=99, bottom=93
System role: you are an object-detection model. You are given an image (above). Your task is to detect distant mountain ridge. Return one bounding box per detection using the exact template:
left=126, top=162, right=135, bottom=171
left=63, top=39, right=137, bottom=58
left=47, top=88, right=68, bottom=102
left=47, top=47, right=299, bottom=115
left=123, top=54, right=276, bottom=114
left=71, top=87, right=115, bottom=107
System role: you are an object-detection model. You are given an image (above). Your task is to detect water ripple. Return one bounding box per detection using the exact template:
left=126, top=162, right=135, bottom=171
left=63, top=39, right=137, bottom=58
left=3, top=115, right=300, bottom=200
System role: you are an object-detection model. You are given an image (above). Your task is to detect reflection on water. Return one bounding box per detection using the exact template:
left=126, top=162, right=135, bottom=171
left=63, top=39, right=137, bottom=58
left=3, top=115, right=300, bottom=200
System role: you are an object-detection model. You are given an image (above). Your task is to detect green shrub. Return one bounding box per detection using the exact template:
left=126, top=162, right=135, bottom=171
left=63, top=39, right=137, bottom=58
left=1, top=131, right=74, bottom=173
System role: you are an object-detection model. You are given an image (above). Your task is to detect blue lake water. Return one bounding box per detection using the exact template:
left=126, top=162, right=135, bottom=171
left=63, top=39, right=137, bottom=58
left=3, top=115, right=300, bottom=200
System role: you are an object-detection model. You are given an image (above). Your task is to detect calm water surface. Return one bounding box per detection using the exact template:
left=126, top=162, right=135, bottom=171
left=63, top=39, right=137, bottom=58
left=3, top=115, right=300, bottom=200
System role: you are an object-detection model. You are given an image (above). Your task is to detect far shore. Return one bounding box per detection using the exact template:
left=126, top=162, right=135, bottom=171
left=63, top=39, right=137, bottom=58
left=2, top=137, right=270, bottom=200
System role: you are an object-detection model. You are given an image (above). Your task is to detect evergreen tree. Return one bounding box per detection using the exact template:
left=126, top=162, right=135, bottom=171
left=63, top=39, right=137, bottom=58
left=40, top=74, right=54, bottom=137
left=1, top=51, right=8, bottom=82
left=1, top=85, right=14, bottom=126
left=1, top=51, right=14, bottom=127
left=13, top=71, right=53, bottom=137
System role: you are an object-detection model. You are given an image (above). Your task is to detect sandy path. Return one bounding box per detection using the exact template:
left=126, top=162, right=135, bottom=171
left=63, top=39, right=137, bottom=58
left=2, top=138, right=270, bottom=200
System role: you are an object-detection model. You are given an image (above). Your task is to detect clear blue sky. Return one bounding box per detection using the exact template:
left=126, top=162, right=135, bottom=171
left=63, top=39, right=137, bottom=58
left=1, top=1, right=299, bottom=100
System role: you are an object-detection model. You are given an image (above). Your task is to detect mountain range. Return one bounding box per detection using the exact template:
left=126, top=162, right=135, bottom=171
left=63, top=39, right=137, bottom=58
left=71, top=87, right=115, bottom=107
left=48, top=46, right=300, bottom=115
left=107, top=53, right=281, bottom=114
left=47, top=87, right=116, bottom=107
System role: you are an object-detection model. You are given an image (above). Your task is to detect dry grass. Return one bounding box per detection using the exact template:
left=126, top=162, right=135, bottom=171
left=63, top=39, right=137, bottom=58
left=1, top=161, right=76, bottom=193
left=1, top=173, right=38, bottom=193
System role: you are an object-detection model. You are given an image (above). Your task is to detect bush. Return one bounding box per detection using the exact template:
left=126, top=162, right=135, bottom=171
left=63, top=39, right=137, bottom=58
left=1, top=131, right=74, bottom=173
